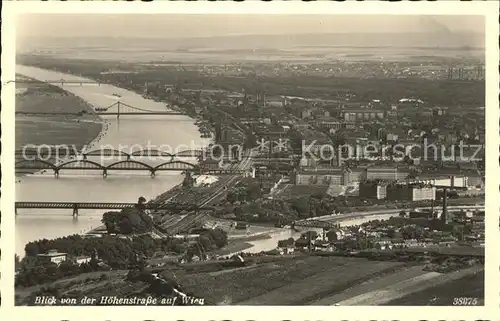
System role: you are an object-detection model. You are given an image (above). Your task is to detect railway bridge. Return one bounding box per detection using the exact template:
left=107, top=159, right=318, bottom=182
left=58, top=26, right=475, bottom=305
left=15, top=201, right=216, bottom=217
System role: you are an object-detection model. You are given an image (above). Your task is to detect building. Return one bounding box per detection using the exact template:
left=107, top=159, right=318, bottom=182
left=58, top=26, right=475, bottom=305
left=346, top=167, right=367, bottom=183
left=366, top=166, right=409, bottom=181
left=75, top=256, right=92, bottom=265
left=295, top=168, right=350, bottom=186
left=386, top=184, right=436, bottom=201
left=16, top=88, right=28, bottom=95
left=313, top=119, right=344, bottom=130
left=413, top=175, right=468, bottom=188
left=359, top=181, right=388, bottom=199
left=299, top=109, right=313, bottom=119
left=341, top=109, right=385, bottom=122
left=37, top=249, right=67, bottom=265
left=386, top=133, right=399, bottom=143
left=463, top=171, right=483, bottom=187
left=201, top=158, right=222, bottom=170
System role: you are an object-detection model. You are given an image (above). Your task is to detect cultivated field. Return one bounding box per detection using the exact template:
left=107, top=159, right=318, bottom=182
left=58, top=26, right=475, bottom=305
left=179, top=256, right=407, bottom=304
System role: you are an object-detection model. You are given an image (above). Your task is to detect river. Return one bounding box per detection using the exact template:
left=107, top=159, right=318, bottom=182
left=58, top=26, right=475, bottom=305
left=15, top=65, right=210, bottom=255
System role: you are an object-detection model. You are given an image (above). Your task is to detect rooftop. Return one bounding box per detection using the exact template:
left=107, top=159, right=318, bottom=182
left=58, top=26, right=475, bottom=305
left=37, top=251, right=67, bottom=257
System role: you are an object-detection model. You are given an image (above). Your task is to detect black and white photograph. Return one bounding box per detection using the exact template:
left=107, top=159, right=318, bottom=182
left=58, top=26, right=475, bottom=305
left=4, top=3, right=496, bottom=310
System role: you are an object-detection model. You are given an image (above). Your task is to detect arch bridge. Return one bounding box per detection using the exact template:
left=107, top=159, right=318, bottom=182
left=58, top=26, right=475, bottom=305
left=15, top=158, right=247, bottom=178
left=16, top=147, right=204, bottom=160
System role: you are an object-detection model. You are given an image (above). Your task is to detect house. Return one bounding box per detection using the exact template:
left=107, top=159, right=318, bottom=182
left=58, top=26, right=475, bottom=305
left=326, top=228, right=349, bottom=242
left=75, top=256, right=92, bottom=265
left=314, top=240, right=334, bottom=252
left=37, top=249, right=67, bottom=265
left=295, top=238, right=313, bottom=250
left=373, top=239, right=393, bottom=250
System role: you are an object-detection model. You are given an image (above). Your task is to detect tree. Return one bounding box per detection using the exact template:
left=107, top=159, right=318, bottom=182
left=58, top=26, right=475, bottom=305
left=197, top=235, right=214, bottom=252
left=204, top=228, right=228, bottom=249
left=18, top=255, right=39, bottom=272
left=245, top=183, right=261, bottom=201
left=101, top=208, right=153, bottom=235
left=182, top=171, right=194, bottom=189
left=291, top=197, right=309, bottom=217
left=234, top=206, right=243, bottom=218
left=226, top=191, right=238, bottom=204
left=326, top=230, right=339, bottom=242
left=15, top=255, right=21, bottom=271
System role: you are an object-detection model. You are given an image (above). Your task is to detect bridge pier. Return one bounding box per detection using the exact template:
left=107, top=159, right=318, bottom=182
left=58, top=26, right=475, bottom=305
left=151, top=171, right=156, bottom=179
left=103, top=169, right=108, bottom=178
left=72, top=204, right=79, bottom=217
left=54, top=170, right=60, bottom=178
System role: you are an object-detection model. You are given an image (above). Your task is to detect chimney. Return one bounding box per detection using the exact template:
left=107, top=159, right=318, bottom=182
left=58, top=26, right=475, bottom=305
left=441, top=189, right=448, bottom=223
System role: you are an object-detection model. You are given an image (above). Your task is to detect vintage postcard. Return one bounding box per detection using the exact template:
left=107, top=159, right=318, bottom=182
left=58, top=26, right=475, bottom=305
left=1, top=1, right=499, bottom=320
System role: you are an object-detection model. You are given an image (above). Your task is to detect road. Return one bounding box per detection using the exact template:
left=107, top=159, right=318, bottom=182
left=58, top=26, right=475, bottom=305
left=296, top=204, right=485, bottom=225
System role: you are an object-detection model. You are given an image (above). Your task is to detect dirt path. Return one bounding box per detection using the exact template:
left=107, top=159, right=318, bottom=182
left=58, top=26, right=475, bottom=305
left=237, top=261, right=404, bottom=305
left=309, top=265, right=428, bottom=305
left=313, top=265, right=483, bottom=306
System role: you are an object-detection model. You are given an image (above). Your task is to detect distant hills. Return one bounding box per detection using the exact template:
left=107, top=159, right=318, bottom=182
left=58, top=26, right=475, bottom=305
left=18, top=32, right=484, bottom=52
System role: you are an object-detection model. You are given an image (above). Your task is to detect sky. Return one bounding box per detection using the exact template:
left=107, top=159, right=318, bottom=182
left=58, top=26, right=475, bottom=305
left=17, top=14, right=485, bottom=39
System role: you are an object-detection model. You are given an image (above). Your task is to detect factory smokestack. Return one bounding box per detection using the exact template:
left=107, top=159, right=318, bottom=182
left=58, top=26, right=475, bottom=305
left=441, top=189, right=448, bottom=224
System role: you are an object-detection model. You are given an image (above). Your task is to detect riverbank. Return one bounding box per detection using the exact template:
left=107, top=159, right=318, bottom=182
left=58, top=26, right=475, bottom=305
left=15, top=75, right=103, bottom=157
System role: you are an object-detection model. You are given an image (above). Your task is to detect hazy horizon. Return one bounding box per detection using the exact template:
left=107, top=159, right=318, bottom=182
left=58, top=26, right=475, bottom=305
left=17, top=14, right=484, bottom=39
left=16, top=14, right=485, bottom=56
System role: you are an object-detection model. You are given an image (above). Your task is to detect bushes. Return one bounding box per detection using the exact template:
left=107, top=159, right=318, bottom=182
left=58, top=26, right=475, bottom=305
left=102, top=208, right=153, bottom=235
left=15, top=260, right=83, bottom=288
left=191, top=228, right=229, bottom=256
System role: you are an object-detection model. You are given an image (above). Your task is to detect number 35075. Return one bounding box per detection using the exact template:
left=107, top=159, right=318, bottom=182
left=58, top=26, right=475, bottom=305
left=453, top=297, right=478, bottom=305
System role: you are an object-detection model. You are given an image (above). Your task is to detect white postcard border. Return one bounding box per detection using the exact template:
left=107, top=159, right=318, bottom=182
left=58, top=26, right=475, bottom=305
left=1, top=0, right=498, bottom=319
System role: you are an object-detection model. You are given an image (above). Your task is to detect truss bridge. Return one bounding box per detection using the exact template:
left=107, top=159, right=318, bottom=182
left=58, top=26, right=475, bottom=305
left=15, top=201, right=215, bottom=216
